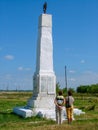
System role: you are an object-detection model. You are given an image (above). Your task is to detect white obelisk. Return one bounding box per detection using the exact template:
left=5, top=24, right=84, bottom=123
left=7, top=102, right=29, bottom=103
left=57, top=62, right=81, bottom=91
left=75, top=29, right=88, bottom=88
left=13, top=13, right=84, bottom=120
left=27, top=14, right=56, bottom=119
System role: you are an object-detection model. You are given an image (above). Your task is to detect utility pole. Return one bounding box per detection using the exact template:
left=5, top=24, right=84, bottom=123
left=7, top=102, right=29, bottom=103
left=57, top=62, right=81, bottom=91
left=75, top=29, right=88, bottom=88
left=65, top=66, right=68, bottom=92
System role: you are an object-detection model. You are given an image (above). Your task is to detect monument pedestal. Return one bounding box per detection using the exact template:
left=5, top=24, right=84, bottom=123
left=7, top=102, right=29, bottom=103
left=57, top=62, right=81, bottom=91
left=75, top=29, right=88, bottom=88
left=27, top=93, right=56, bottom=119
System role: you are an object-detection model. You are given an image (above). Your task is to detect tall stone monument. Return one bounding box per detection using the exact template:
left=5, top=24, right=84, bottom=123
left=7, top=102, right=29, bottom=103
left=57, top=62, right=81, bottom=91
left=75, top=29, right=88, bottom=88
left=27, top=14, right=56, bottom=119
left=13, top=11, right=85, bottom=121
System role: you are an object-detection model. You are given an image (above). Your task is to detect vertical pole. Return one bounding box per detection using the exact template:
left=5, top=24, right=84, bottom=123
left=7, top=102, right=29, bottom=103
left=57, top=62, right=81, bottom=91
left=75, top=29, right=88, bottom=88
left=65, top=66, right=68, bottom=92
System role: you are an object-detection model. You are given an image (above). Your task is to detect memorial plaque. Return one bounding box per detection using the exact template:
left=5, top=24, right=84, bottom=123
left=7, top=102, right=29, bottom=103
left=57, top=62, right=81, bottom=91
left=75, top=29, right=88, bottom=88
left=41, top=77, right=47, bottom=92
left=47, top=76, right=55, bottom=94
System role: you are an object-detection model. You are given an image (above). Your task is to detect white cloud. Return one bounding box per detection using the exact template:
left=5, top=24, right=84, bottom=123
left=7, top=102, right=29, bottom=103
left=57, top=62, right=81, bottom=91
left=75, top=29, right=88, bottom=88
left=69, top=78, right=76, bottom=82
left=18, top=66, right=23, bottom=71
left=18, top=67, right=32, bottom=71
left=4, top=55, right=14, bottom=60
left=80, top=59, right=85, bottom=64
left=69, top=70, right=76, bottom=73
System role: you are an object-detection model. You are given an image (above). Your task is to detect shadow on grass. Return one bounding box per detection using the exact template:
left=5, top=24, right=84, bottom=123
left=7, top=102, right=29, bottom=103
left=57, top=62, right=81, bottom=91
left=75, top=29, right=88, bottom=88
left=0, top=111, right=55, bottom=124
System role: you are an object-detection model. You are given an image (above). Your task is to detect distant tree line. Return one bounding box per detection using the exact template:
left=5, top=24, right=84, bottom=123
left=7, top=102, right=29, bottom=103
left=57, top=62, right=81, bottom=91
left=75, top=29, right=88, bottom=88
left=76, top=84, right=98, bottom=93
left=56, top=82, right=98, bottom=94
left=0, top=89, right=32, bottom=92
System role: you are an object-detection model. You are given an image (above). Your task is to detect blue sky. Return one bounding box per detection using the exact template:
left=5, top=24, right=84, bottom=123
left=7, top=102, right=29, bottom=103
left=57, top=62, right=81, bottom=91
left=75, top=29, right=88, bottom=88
left=0, top=0, right=98, bottom=90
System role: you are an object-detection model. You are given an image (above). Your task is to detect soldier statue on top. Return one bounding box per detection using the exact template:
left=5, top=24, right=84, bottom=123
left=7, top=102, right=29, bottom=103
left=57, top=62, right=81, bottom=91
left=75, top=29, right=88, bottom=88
left=43, top=2, right=47, bottom=14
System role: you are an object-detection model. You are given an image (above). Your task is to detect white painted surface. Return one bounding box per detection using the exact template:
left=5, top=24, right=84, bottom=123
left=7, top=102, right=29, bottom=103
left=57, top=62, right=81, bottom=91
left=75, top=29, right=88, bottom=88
left=27, top=14, right=56, bottom=119
left=13, top=107, right=33, bottom=118
left=36, top=14, right=53, bottom=73
left=13, top=106, right=85, bottom=119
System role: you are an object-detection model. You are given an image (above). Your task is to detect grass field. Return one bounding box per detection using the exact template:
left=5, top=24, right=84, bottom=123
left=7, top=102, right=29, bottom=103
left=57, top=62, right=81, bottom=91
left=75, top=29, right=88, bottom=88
left=0, top=92, right=98, bottom=130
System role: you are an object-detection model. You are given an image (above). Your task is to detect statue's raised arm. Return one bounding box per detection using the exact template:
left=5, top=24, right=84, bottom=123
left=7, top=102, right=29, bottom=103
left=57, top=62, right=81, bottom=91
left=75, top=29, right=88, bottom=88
left=43, top=2, right=47, bottom=14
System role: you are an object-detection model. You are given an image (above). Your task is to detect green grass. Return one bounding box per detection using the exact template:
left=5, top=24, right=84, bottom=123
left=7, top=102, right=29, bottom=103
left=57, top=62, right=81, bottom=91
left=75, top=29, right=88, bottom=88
left=0, top=92, right=98, bottom=130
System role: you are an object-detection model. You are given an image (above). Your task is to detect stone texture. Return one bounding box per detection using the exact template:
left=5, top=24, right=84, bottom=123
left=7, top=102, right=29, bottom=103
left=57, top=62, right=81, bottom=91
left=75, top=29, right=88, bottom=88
left=13, top=107, right=33, bottom=118
left=13, top=106, right=85, bottom=119
left=35, top=14, right=54, bottom=74
left=27, top=14, right=56, bottom=119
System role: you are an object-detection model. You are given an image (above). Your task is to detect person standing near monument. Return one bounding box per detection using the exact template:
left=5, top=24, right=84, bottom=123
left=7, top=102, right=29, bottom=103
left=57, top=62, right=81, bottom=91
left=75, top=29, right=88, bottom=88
left=54, top=90, right=65, bottom=124
left=65, top=90, right=74, bottom=124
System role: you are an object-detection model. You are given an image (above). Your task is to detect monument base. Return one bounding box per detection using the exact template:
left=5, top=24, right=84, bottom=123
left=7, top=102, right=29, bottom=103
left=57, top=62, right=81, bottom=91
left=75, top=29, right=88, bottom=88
left=13, top=106, right=56, bottom=119
left=13, top=106, right=85, bottom=120
left=26, top=94, right=56, bottom=120
left=13, top=107, right=33, bottom=118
